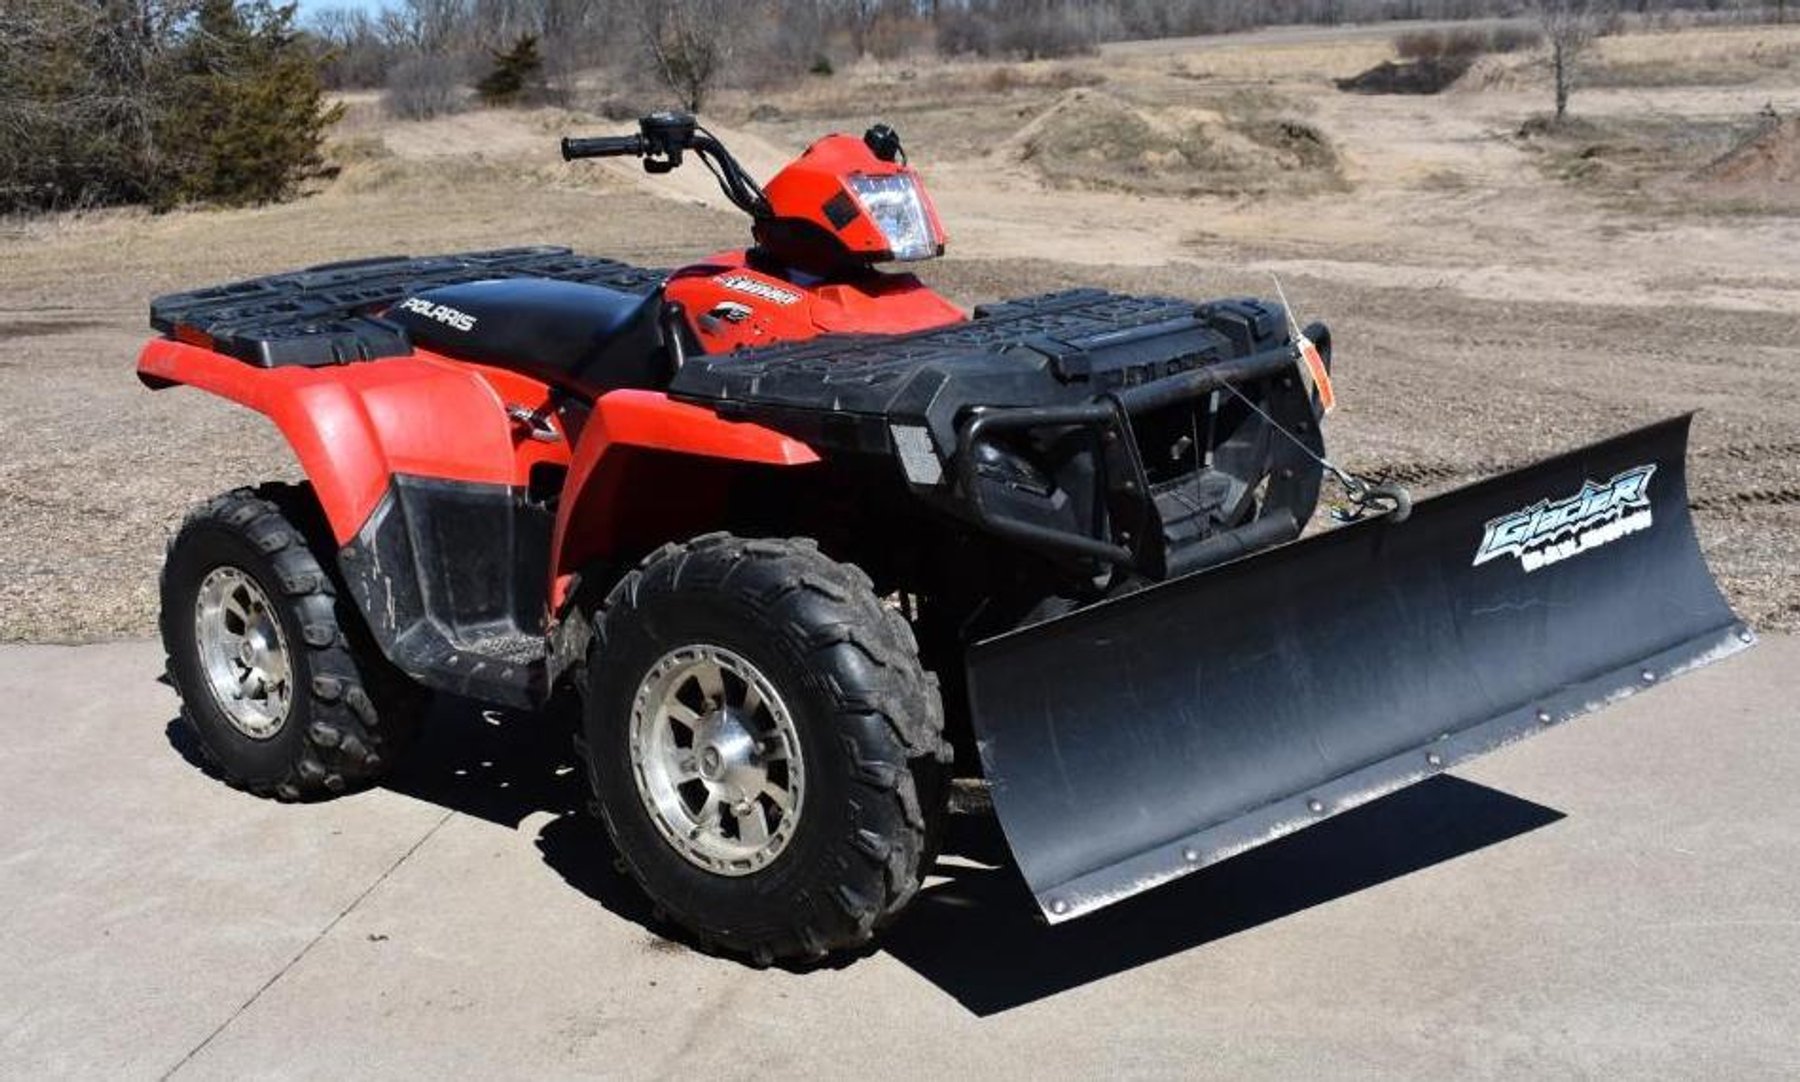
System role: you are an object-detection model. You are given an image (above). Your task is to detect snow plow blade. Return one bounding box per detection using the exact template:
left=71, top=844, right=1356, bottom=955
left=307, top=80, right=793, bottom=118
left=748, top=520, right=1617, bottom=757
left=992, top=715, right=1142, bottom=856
left=967, top=415, right=1753, bottom=923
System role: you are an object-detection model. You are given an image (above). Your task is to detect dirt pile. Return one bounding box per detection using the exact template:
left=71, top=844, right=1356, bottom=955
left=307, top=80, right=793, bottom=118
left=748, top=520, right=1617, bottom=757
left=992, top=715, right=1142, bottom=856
left=1008, top=88, right=1342, bottom=198
left=1698, top=114, right=1800, bottom=188
left=1335, top=57, right=1470, bottom=95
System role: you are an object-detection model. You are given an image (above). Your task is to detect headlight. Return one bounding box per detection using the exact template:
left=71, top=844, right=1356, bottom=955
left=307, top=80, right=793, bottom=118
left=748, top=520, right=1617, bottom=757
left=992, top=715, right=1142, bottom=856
left=846, top=173, right=935, bottom=262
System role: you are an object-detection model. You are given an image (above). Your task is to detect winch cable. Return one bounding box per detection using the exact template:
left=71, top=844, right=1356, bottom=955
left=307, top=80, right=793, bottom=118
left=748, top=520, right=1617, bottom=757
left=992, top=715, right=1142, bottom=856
left=1218, top=378, right=1412, bottom=524
left=1233, top=274, right=1415, bottom=524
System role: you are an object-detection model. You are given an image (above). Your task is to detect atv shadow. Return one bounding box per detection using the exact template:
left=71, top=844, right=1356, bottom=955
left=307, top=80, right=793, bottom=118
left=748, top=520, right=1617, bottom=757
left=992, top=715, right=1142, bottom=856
left=381, top=695, right=670, bottom=935
left=382, top=694, right=589, bottom=830
left=161, top=692, right=589, bottom=823
left=882, top=776, right=1565, bottom=1016
left=241, top=695, right=1564, bottom=1013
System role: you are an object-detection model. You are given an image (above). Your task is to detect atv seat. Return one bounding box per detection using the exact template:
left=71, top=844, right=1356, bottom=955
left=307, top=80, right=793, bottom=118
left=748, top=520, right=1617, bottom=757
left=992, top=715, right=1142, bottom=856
left=388, top=277, right=669, bottom=398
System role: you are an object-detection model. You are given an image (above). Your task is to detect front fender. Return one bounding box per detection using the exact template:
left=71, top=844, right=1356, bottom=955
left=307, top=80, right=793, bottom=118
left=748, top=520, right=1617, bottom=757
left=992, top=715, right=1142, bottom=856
left=549, top=389, right=821, bottom=607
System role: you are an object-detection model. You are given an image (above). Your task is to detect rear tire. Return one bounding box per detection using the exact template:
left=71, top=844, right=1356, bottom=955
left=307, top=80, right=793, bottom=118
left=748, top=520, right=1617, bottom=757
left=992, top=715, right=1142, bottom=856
left=582, top=534, right=949, bottom=963
left=160, top=485, right=422, bottom=800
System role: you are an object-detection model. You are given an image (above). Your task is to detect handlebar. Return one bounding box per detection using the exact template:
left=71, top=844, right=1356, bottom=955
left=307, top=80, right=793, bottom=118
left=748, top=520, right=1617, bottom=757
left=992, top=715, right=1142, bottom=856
left=560, top=134, right=645, bottom=160
left=560, top=113, right=771, bottom=219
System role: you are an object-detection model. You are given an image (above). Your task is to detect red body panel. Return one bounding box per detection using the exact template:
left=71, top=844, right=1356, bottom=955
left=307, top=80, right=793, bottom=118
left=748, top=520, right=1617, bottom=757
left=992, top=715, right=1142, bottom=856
left=140, top=339, right=566, bottom=542
left=548, top=390, right=820, bottom=609
left=137, top=341, right=815, bottom=551
left=667, top=253, right=963, bottom=352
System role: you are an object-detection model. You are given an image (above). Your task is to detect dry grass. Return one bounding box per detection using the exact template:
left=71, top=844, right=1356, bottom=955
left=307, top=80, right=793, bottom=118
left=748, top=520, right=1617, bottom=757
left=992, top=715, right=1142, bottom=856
left=718, top=57, right=1114, bottom=161
left=718, top=56, right=1106, bottom=122
left=1520, top=110, right=1799, bottom=216
left=1460, top=23, right=1800, bottom=93
left=1146, top=40, right=1396, bottom=84
left=1589, top=24, right=1800, bottom=87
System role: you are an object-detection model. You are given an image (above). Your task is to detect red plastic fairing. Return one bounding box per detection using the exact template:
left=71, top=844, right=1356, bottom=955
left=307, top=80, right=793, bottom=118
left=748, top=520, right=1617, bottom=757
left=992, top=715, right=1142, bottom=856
left=758, top=134, right=949, bottom=262
left=548, top=389, right=821, bottom=609
left=139, top=339, right=574, bottom=542
left=138, top=339, right=820, bottom=601
left=667, top=252, right=963, bottom=353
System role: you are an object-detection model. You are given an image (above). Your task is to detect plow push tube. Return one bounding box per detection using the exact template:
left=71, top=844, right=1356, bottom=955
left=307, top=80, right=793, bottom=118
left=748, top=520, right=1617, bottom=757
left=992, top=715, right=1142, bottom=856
left=966, top=415, right=1753, bottom=922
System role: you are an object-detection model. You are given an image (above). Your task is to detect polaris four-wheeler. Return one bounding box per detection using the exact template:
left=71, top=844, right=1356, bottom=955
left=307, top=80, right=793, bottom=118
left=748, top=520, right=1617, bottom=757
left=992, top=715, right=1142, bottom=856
left=141, top=113, right=1752, bottom=963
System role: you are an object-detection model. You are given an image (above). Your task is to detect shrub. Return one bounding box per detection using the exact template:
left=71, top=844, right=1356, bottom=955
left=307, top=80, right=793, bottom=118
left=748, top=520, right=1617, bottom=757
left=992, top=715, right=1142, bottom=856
left=983, top=66, right=1023, bottom=93
left=1395, top=25, right=1545, bottom=62
left=1488, top=25, right=1545, bottom=53
left=593, top=95, right=643, bottom=122
left=995, top=7, right=1101, bottom=60
left=937, top=11, right=998, bottom=57
left=1394, top=27, right=1487, bottom=61
left=383, top=55, right=465, bottom=120
left=936, top=2, right=1101, bottom=60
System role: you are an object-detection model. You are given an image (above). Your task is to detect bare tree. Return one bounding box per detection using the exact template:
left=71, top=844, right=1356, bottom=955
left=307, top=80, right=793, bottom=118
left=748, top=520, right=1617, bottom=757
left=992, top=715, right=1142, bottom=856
left=2, top=0, right=182, bottom=210
left=631, top=0, right=732, bottom=112
left=378, top=0, right=470, bottom=55
left=1535, top=0, right=1600, bottom=122
left=308, top=6, right=393, bottom=88
left=839, top=0, right=882, bottom=57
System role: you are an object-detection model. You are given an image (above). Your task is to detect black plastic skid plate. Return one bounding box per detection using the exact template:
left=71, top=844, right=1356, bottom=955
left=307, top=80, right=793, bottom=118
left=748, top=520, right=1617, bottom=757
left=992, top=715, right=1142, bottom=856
left=150, top=247, right=665, bottom=368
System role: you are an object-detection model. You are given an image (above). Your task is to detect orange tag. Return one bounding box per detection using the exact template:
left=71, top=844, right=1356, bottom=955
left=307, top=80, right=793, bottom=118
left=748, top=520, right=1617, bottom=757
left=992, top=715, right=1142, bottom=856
left=1297, top=334, right=1335, bottom=414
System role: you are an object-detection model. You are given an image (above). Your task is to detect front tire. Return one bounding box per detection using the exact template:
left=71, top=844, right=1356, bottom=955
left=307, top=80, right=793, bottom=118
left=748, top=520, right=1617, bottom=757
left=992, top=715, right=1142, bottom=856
left=161, top=485, right=422, bottom=800
left=583, top=534, right=949, bottom=963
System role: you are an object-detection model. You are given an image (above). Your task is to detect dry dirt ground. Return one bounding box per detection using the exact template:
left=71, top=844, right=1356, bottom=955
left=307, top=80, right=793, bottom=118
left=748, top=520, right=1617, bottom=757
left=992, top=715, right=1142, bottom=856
left=2, top=22, right=1797, bottom=642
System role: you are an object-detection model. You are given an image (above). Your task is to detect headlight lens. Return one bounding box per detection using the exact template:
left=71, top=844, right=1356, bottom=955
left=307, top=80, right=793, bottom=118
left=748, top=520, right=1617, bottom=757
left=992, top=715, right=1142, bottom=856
left=846, top=173, right=935, bottom=261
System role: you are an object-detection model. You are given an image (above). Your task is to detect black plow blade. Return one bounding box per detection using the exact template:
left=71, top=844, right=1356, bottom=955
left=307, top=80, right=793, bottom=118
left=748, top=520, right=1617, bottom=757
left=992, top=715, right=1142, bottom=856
left=967, top=415, right=1753, bottom=923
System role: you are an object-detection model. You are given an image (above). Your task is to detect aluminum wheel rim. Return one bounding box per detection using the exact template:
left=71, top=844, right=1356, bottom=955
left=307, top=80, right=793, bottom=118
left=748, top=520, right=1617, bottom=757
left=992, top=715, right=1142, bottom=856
left=192, top=566, right=292, bottom=739
left=628, top=644, right=805, bottom=876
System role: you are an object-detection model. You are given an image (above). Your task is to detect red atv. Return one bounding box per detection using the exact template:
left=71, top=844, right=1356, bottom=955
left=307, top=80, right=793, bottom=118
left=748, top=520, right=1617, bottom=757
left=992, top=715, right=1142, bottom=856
left=141, top=113, right=1748, bottom=963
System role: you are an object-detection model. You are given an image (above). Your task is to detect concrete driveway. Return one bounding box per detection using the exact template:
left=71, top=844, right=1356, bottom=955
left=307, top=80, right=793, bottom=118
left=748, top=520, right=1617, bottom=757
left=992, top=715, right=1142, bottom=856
left=1, top=638, right=1795, bottom=1079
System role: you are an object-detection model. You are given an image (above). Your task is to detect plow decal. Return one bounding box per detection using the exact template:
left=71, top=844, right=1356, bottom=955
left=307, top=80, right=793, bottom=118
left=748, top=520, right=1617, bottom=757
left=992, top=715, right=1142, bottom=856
left=1473, top=463, right=1657, bottom=572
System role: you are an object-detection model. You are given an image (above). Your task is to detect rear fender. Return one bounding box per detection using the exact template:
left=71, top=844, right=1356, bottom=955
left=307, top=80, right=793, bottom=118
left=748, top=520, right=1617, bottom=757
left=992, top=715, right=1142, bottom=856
left=138, top=339, right=568, bottom=543
left=549, top=389, right=820, bottom=610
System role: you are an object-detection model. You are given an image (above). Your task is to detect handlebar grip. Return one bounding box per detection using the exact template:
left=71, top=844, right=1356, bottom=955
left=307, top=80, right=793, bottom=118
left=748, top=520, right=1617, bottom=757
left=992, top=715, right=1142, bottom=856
left=560, top=135, right=644, bottom=161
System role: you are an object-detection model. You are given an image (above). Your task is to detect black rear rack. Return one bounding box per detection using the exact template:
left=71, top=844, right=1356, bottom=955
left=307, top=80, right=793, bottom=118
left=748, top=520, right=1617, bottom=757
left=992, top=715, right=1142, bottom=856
left=150, top=247, right=665, bottom=368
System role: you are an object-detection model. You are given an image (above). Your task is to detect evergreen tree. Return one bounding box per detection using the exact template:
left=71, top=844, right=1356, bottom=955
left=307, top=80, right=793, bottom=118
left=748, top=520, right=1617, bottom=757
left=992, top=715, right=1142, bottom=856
left=0, top=0, right=339, bottom=212
left=475, top=35, right=544, bottom=107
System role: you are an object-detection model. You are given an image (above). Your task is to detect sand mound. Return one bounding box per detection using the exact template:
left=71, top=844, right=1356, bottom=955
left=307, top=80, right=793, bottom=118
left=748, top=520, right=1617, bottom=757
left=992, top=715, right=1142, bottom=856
left=1699, top=115, right=1800, bottom=188
left=1005, top=88, right=1342, bottom=198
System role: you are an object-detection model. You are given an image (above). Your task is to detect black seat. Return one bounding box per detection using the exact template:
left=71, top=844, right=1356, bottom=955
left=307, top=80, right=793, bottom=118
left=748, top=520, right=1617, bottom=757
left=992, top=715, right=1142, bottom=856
left=387, top=277, right=668, bottom=397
